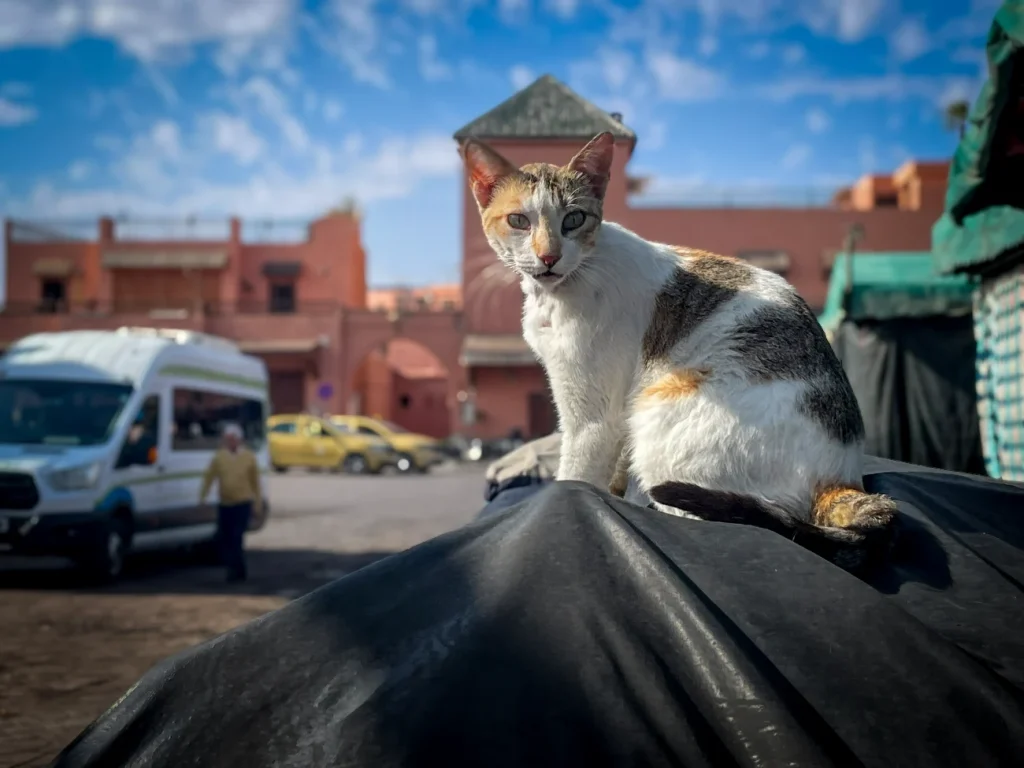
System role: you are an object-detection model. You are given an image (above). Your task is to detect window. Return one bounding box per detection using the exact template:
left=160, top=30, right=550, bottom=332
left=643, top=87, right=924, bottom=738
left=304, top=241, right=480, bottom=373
left=0, top=379, right=133, bottom=447
left=399, top=394, right=411, bottom=409
left=269, top=282, right=296, bottom=313
left=172, top=388, right=265, bottom=451
left=269, top=421, right=297, bottom=434
left=357, top=425, right=382, bottom=437
left=116, top=395, right=160, bottom=468
left=39, top=279, right=67, bottom=314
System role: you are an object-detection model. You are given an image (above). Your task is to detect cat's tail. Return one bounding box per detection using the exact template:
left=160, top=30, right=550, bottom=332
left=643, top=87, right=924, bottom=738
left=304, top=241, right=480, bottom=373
left=647, top=482, right=898, bottom=574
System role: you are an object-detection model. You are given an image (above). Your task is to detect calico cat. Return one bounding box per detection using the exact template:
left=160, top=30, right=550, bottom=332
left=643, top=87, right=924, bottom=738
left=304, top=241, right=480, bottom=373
left=460, top=131, right=898, bottom=574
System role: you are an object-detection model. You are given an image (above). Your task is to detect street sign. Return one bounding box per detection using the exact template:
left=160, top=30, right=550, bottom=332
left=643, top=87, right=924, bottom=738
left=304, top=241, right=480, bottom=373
left=317, top=383, right=333, bottom=400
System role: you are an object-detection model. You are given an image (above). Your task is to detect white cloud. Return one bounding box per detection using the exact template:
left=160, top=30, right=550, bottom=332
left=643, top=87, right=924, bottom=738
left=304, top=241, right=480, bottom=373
left=799, top=0, right=885, bottom=42
left=890, top=19, right=930, bottom=62
left=805, top=107, right=830, bottom=133
left=699, top=36, right=718, bottom=57
left=746, top=41, right=771, bottom=60
left=206, top=112, right=266, bottom=165
left=781, top=143, right=812, bottom=170
left=0, top=95, right=37, bottom=126
left=645, top=51, right=723, bottom=102
left=544, top=0, right=578, bottom=19
left=68, top=160, right=95, bottom=182
left=241, top=76, right=310, bottom=151
left=509, top=64, right=536, bottom=91
left=781, top=44, right=805, bottom=65
left=498, top=0, right=530, bottom=24
left=323, top=98, right=344, bottom=122
left=0, top=82, right=31, bottom=98
left=761, top=74, right=979, bottom=106
left=644, top=120, right=667, bottom=151
left=7, top=132, right=463, bottom=219
left=0, top=0, right=296, bottom=66
left=417, top=34, right=452, bottom=81
left=313, top=0, right=390, bottom=89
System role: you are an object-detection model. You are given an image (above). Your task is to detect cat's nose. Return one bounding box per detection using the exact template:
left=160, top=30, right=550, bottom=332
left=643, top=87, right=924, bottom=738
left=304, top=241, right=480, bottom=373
left=538, top=253, right=561, bottom=268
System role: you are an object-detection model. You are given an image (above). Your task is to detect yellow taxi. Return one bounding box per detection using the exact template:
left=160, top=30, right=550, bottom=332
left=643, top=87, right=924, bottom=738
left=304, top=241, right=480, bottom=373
left=329, top=415, right=443, bottom=474
left=267, top=414, right=396, bottom=475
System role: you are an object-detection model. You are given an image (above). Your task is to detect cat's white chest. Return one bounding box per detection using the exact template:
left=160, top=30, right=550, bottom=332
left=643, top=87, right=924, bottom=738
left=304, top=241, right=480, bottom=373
left=524, top=294, right=591, bottom=365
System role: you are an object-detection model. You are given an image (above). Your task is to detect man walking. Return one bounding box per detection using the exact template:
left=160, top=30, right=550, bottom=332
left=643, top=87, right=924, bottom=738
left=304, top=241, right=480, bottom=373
left=200, top=423, right=262, bottom=582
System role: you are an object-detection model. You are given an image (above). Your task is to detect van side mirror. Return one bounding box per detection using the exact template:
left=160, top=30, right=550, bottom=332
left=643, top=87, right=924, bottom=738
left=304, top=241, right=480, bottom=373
left=146, top=446, right=158, bottom=465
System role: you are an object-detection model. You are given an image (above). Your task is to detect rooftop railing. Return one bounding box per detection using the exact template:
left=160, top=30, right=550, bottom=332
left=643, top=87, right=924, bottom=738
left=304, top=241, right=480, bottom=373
left=629, top=184, right=840, bottom=209
left=6, top=217, right=316, bottom=244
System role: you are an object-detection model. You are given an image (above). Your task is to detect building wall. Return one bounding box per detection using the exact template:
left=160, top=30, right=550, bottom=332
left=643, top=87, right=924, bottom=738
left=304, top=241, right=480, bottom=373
left=391, top=373, right=450, bottom=438
left=625, top=206, right=943, bottom=310
left=470, top=365, right=550, bottom=438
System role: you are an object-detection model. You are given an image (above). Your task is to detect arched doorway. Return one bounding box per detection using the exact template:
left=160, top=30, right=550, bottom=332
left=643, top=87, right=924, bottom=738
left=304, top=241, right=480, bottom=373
left=350, top=338, right=451, bottom=439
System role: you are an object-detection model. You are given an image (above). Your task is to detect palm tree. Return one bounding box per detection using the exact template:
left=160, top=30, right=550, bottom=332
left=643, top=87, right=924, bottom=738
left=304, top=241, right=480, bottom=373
left=944, top=100, right=970, bottom=139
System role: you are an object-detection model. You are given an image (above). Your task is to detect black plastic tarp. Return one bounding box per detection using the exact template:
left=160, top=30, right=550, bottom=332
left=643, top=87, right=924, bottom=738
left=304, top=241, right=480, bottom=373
left=832, top=317, right=986, bottom=475
left=52, top=458, right=1024, bottom=768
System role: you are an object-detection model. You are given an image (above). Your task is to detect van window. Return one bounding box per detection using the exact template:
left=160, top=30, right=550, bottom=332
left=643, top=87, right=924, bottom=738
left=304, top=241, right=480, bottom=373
left=172, top=388, right=266, bottom=451
left=269, top=421, right=297, bottom=434
left=0, top=379, right=133, bottom=446
left=115, top=395, right=160, bottom=468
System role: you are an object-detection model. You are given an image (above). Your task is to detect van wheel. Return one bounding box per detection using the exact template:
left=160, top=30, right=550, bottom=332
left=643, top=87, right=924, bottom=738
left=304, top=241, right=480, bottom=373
left=342, top=454, right=368, bottom=475
left=80, top=515, right=131, bottom=582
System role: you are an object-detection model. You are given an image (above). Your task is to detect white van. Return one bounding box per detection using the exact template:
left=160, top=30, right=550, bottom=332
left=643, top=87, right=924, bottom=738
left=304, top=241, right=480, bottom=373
left=0, top=327, right=271, bottom=579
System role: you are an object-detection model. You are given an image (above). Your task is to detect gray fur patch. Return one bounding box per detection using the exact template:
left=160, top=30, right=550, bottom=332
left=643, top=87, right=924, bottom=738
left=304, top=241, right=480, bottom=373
left=729, top=295, right=865, bottom=444
left=799, top=384, right=865, bottom=445
left=642, top=260, right=753, bottom=363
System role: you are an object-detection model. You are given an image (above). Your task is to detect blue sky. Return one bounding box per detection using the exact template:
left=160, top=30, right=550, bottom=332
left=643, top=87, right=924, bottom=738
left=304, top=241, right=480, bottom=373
left=0, top=0, right=998, bottom=292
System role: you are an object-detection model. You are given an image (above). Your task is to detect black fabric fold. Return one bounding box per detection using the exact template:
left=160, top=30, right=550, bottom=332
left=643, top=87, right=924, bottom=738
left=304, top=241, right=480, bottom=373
left=52, top=469, right=1024, bottom=768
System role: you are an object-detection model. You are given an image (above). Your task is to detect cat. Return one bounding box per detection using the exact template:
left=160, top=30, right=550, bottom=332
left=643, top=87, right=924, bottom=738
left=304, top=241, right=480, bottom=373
left=460, top=131, right=898, bottom=574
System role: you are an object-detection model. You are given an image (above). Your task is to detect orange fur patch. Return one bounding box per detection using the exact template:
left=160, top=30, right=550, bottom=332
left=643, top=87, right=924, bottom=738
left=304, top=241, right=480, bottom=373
left=530, top=215, right=561, bottom=259
left=481, top=177, right=532, bottom=233
left=668, top=245, right=742, bottom=263
left=639, top=368, right=710, bottom=403
left=812, top=484, right=865, bottom=527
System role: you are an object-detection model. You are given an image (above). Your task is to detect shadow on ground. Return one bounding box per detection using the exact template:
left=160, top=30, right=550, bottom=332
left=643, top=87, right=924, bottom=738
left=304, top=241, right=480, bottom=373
left=0, top=547, right=396, bottom=598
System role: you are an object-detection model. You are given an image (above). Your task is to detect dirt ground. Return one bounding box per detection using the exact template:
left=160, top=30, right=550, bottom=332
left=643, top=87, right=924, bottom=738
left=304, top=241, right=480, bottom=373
left=0, top=589, right=285, bottom=767
left=0, top=466, right=485, bottom=767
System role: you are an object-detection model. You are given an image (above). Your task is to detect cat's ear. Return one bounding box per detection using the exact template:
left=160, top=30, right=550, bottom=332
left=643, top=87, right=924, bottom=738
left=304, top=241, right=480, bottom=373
left=461, top=139, right=518, bottom=210
left=567, top=132, right=615, bottom=199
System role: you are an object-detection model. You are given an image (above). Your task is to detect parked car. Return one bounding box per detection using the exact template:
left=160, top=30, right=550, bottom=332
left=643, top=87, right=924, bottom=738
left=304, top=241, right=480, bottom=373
left=329, top=415, right=443, bottom=474
left=267, top=414, right=396, bottom=475
left=0, top=326, right=271, bottom=581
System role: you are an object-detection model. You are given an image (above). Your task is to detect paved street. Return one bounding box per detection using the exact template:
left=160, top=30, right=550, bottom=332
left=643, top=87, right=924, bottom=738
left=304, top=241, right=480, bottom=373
left=0, top=464, right=489, bottom=768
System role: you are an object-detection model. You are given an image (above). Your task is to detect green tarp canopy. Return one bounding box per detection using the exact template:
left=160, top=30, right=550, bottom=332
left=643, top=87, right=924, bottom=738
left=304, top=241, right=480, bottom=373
left=932, top=0, right=1024, bottom=275
left=818, top=251, right=975, bottom=333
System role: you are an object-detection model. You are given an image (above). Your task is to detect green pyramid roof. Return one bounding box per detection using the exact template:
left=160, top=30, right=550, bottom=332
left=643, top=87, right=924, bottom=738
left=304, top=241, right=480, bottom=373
left=453, top=74, right=636, bottom=142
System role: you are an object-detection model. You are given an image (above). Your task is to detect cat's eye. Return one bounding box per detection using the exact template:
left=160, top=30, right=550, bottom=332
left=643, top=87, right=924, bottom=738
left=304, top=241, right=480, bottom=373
left=562, top=210, right=586, bottom=233
left=507, top=213, right=530, bottom=230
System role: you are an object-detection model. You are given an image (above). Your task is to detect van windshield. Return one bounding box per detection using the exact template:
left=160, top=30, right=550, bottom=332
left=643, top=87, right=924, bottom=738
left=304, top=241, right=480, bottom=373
left=0, top=379, right=134, bottom=446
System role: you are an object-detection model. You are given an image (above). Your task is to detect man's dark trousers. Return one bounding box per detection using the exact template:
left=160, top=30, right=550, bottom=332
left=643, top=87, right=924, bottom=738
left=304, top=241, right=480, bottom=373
left=217, top=501, right=252, bottom=580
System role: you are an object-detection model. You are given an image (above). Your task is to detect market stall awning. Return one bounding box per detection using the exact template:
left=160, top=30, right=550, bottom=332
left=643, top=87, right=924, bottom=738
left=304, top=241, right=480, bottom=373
left=818, top=251, right=975, bottom=333
left=933, top=0, right=1024, bottom=275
